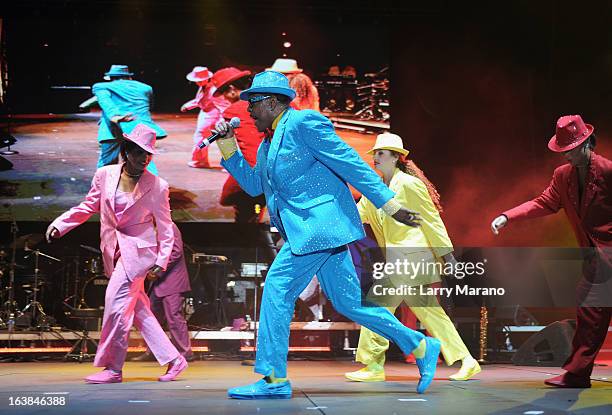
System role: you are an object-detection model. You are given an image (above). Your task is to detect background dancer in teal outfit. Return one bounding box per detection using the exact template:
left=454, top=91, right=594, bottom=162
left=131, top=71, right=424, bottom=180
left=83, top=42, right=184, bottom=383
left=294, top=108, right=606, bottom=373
left=92, top=64, right=167, bottom=175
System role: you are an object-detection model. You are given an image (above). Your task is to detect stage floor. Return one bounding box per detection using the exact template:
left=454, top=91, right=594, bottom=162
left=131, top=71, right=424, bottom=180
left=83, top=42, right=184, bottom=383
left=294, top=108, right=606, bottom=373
left=0, top=113, right=377, bottom=222
left=0, top=360, right=610, bottom=414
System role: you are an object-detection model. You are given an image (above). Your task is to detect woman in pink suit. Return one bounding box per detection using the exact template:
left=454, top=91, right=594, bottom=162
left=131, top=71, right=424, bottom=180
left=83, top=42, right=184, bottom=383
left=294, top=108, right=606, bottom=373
left=45, top=124, right=188, bottom=384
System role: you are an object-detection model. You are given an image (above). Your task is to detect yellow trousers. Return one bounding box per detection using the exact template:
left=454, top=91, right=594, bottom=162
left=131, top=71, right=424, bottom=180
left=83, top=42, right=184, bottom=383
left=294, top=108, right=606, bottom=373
left=356, top=294, right=470, bottom=366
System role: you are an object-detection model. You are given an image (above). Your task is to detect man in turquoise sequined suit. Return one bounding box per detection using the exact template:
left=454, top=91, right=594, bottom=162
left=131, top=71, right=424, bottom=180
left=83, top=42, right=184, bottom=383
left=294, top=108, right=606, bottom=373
left=214, top=71, right=442, bottom=399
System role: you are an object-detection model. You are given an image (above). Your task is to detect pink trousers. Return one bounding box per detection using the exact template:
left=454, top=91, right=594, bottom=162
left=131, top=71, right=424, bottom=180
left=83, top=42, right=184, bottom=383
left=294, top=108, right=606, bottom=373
left=190, top=109, right=222, bottom=166
left=93, top=258, right=179, bottom=370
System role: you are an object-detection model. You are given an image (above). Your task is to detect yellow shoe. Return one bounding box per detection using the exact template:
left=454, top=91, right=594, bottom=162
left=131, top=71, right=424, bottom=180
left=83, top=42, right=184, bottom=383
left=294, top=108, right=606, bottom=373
left=449, top=359, right=481, bottom=381
left=345, top=364, right=386, bottom=382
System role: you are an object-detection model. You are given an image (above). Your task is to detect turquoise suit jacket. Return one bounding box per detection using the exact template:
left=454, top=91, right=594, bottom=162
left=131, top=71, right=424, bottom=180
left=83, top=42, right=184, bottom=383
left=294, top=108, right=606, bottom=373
left=92, top=79, right=167, bottom=142
left=221, top=108, right=395, bottom=255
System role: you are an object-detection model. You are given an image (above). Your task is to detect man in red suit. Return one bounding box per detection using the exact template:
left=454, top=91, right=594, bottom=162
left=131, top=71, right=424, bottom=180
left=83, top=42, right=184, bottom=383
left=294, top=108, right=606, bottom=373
left=213, top=67, right=267, bottom=223
left=133, top=222, right=193, bottom=361
left=491, top=114, right=612, bottom=388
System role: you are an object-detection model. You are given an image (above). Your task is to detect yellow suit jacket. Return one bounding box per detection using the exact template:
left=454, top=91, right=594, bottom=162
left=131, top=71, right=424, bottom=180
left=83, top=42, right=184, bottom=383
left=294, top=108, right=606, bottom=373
left=357, top=169, right=453, bottom=286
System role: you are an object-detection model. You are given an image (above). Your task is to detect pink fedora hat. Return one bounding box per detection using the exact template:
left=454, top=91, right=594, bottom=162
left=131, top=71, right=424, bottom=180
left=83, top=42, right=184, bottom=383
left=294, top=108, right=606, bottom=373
left=123, top=124, right=158, bottom=154
left=548, top=115, right=594, bottom=152
left=186, top=66, right=213, bottom=82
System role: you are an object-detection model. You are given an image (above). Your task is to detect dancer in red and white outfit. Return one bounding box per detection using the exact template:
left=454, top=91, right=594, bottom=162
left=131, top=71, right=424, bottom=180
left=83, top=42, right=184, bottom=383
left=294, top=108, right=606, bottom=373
left=181, top=66, right=231, bottom=168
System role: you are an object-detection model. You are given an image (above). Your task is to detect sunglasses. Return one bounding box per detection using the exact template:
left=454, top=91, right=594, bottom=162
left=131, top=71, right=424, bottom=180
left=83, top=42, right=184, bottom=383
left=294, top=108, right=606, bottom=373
left=247, top=95, right=273, bottom=108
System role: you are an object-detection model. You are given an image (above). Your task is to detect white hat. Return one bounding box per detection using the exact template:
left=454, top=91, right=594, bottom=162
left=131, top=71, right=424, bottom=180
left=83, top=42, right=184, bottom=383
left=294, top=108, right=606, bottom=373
left=367, top=133, right=409, bottom=156
left=266, top=58, right=303, bottom=74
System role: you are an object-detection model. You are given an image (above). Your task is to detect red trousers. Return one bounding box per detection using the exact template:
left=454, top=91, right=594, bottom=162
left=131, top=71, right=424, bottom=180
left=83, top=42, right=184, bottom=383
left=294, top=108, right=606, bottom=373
left=563, top=306, right=611, bottom=378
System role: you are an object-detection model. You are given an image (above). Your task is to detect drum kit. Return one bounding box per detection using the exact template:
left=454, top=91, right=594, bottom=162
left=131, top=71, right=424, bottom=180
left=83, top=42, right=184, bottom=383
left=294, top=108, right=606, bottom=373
left=0, top=218, right=62, bottom=331
left=0, top=219, right=107, bottom=333
left=0, top=222, right=269, bottom=334
left=316, top=66, right=390, bottom=121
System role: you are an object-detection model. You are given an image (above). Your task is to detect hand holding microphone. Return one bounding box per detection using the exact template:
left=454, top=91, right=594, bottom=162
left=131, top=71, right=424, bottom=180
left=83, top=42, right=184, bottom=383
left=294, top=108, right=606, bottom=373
left=199, top=117, right=241, bottom=149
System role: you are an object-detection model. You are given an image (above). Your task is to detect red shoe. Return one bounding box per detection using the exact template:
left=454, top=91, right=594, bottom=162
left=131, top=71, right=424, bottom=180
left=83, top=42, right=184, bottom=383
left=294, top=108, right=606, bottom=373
left=159, top=355, right=188, bottom=382
left=187, top=161, right=211, bottom=168
left=85, top=369, right=122, bottom=384
left=404, top=354, right=416, bottom=364
left=544, top=372, right=591, bottom=388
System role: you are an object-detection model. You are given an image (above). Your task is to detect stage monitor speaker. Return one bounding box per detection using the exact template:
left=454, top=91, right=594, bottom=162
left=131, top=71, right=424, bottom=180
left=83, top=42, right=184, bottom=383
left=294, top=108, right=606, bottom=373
left=0, top=155, right=13, bottom=170
left=512, top=319, right=575, bottom=367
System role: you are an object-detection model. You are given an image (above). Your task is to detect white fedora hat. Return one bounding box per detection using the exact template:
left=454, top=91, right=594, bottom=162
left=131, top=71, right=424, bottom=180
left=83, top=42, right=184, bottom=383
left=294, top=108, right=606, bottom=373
left=266, top=58, right=303, bottom=74
left=367, top=133, right=409, bottom=156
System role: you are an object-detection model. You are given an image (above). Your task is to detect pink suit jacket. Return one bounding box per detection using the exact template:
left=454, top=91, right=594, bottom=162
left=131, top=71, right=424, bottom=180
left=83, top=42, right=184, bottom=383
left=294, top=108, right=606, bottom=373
left=182, top=84, right=220, bottom=113
left=51, top=164, right=175, bottom=281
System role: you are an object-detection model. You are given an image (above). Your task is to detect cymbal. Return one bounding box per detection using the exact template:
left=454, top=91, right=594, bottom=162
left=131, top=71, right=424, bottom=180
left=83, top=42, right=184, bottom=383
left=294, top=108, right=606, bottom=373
left=10, top=234, right=44, bottom=250
left=0, top=262, right=27, bottom=271
left=21, top=282, right=47, bottom=289
left=80, top=244, right=101, bottom=255
left=17, top=274, right=48, bottom=282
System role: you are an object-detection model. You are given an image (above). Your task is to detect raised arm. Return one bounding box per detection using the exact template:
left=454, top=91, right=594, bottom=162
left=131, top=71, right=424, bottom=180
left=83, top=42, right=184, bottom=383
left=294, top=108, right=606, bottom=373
left=215, top=119, right=264, bottom=197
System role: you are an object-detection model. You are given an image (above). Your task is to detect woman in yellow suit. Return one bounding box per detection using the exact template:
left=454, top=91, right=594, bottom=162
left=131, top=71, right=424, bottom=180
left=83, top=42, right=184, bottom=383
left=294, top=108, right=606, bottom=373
left=345, top=133, right=481, bottom=382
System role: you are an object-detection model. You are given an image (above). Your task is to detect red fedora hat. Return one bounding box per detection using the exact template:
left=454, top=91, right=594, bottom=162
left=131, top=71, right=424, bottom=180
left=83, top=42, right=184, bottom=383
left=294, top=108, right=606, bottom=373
left=548, top=115, right=594, bottom=152
left=212, top=67, right=251, bottom=90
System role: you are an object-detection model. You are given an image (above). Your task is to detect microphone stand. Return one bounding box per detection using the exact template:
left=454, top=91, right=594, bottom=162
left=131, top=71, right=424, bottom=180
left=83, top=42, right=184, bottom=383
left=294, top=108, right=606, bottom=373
left=3, top=205, right=19, bottom=329
left=23, top=245, right=60, bottom=329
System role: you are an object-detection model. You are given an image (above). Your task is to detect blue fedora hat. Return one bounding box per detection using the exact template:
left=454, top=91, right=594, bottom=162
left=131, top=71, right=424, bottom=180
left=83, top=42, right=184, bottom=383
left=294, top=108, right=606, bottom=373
left=239, top=71, right=296, bottom=101
left=103, top=65, right=134, bottom=80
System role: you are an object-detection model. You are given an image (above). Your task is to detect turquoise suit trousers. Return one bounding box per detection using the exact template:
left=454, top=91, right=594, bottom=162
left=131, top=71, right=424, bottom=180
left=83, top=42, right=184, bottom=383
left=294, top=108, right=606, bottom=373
left=255, top=241, right=425, bottom=378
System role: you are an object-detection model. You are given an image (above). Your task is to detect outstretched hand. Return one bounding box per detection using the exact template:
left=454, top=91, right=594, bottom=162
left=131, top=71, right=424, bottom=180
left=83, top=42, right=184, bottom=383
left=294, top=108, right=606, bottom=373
left=392, top=207, right=421, bottom=227
left=45, top=225, right=60, bottom=243
left=491, top=215, right=508, bottom=235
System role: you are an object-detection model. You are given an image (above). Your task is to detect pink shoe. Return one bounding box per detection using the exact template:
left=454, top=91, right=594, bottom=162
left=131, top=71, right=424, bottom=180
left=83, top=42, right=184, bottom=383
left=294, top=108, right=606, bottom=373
left=158, top=355, right=188, bottom=382
left=85, top=369, right=122, bottom=384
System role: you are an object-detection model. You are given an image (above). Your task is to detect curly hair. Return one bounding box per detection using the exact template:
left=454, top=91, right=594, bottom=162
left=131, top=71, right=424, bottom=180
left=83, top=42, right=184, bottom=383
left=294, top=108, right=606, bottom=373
left=393, top=152, right=443, bottom=213
left=289, top=73, right=320, bottom=111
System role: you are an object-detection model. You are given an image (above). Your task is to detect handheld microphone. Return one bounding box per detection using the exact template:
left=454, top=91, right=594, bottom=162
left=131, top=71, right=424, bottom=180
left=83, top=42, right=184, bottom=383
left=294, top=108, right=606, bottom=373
left=198, top=117, right=241, bottom=148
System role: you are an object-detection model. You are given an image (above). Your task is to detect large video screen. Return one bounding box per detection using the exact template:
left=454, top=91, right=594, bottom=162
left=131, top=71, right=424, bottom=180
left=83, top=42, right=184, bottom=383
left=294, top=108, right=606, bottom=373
left=0, top=19, right=390, bottom=222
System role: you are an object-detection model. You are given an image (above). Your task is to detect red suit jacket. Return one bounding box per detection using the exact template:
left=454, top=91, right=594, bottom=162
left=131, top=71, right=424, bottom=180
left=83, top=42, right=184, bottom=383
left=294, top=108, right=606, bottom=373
left=51, top=164, right=175, bottom=281
left=503, top=153, right=612, bottom=250
left=151, top=223, right=191, bottom=297
left=219, top=100, right=265, bottom=205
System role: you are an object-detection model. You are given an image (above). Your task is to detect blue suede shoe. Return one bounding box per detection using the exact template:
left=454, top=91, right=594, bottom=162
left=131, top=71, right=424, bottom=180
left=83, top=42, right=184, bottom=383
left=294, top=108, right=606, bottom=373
left=228, top=378, right=292, bottom=400
left=415, top=337, right=441, bottom=394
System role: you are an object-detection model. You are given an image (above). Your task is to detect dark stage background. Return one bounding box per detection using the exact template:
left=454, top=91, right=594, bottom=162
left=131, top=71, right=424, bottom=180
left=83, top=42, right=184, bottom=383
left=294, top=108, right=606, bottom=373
left=389, top=1, right=612, bottom=248
left=2, top=0, right=612, bottom=248
left=4, top=2, right=390, bottom=113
